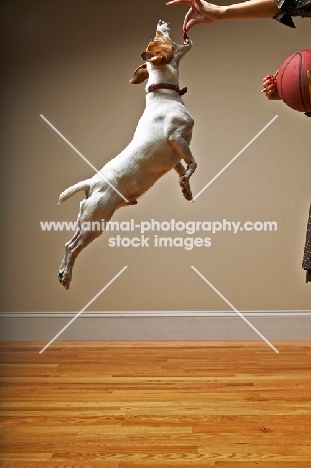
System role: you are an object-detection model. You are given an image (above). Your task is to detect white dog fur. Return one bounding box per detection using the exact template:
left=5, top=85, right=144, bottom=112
left=58, top=20, right=196, bottom=289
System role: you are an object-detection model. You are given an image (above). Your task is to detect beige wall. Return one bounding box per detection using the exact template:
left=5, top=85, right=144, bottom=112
left=0, top=0, right=310, bottom=335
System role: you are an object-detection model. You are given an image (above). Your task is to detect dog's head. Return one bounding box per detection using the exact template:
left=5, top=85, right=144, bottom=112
left=141, top=20, right=175, bottom=66
left=130, top=20, right=192, bottom=85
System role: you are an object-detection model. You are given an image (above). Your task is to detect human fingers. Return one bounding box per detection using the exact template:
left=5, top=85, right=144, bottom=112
left=166, top=0, right=193, bottom=7
left=262, top=82, right=280, bottom=100
left=184, top=16, right=204, bottom=30
left=267, top=84, right=281, bottom=100
left=261, top=75, right=277, bottom=92
left=183, top=6, right=197, bottom=31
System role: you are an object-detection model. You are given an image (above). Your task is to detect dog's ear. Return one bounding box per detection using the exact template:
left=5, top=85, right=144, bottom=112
left=129, top=64, right=149, bottom=84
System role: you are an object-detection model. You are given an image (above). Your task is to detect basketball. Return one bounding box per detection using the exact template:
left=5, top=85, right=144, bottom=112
left=277, top=49, right=311, bottom=113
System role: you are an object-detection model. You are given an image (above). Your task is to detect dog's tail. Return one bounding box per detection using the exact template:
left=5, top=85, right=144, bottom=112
left=58, top=180, right=90, bottom=204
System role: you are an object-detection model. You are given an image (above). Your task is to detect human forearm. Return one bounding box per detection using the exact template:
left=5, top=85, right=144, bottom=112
left=219, top=0, right=281, bottom=20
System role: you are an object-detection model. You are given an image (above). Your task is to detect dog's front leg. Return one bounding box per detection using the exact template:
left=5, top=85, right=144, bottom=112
left=170, top=134, right=197, bottom=201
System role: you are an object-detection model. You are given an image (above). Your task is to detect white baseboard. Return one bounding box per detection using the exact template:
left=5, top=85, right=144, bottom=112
left=0, top=311, right=310, bottom=341
left=1, top=310, right=310, bottom=317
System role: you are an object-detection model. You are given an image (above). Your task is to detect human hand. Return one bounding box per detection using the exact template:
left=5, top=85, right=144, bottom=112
left=261, top=73, right=281, bottom=100
left=166, top=0, right=224, bottom=32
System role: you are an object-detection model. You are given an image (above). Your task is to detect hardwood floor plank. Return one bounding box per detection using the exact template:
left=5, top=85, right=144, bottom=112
left=0, top=459, right=118, bottom=468
left=0, top=341, right=310, bottom=467
left=216, top=462, right=311, bottom=468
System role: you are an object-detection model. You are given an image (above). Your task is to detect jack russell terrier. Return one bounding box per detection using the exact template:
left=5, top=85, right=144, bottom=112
left=58, top=20, right=196, bottom=289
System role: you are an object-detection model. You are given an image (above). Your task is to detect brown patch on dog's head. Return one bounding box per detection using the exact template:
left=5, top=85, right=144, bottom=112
left=141, top=31, right=175, bottom=65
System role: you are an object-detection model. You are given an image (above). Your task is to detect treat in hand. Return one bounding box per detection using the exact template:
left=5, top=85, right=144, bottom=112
left=183, top=29, right=189, bottom=42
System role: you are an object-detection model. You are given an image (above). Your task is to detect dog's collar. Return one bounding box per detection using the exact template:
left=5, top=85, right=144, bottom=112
left=148, top=83, right=188, bottom=96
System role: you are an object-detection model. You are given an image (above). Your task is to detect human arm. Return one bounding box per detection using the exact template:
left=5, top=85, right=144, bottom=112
left=166, top=0, right=281, bottom=31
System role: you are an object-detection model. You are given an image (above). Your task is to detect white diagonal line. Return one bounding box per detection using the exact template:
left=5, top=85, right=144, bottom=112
left=39, top=266, right=128, bottom=354
left=191, top=266, right=279, bottom=353
left=40, top=114, right=129, bottom=202
left=192, top=115, right=278, bottom=202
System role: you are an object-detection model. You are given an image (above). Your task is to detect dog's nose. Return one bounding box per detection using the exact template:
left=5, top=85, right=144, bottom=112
left=158, top=19, right=165, bottom=26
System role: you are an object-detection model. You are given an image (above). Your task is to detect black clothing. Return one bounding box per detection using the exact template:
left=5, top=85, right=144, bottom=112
left=274, top=0, right=311, bottom=27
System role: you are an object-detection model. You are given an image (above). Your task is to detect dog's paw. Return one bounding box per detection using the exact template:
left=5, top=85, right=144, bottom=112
left=180, top=176, right=192, bottom=201
left=58, top=269, right=72, bottom=290
left=182, top=188, right=193, bottom=201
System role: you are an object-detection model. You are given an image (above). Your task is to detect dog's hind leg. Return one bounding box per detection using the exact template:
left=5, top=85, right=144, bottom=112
left=58, top=192, right=118, bottom=289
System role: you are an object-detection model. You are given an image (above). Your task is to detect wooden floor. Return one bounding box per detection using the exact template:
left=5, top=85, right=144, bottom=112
left=0, top=341, right=310, bottom=467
